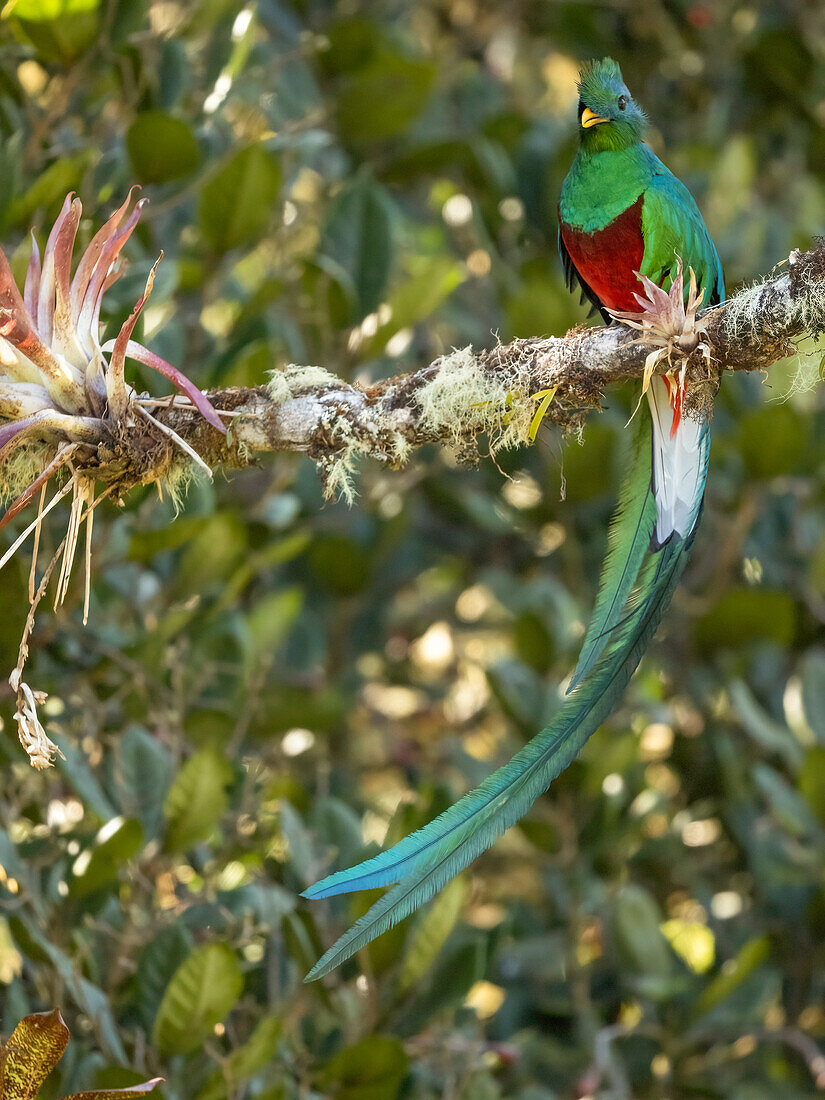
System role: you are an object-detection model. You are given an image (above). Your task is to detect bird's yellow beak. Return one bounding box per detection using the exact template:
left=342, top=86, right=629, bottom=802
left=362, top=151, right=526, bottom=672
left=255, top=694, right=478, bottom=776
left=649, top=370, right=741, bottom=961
left=581, top=106, right=609, bottom=129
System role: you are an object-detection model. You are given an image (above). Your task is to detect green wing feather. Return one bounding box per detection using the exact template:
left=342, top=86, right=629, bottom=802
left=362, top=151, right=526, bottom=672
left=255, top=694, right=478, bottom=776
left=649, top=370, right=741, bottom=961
left=567, top=416, right=656, bottom=692
left=641, top=176, right=724, bottom=302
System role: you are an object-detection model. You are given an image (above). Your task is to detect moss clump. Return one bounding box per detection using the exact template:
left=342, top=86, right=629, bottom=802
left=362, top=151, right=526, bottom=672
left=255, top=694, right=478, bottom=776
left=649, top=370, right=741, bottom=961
left=415, top=346, right=533, bottom=455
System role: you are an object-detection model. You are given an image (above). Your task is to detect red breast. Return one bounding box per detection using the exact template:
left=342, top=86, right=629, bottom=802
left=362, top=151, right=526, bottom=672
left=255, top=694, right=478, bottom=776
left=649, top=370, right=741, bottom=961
left=560, top=196, right=645, bottom=313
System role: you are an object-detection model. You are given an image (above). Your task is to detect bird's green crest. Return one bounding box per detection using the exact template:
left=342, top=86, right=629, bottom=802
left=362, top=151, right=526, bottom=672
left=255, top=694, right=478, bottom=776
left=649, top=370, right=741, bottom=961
left=577, top=57, right=624, bottom=102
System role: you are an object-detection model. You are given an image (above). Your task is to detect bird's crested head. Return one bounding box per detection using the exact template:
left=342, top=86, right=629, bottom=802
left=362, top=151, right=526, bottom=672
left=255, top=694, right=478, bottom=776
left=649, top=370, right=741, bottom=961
left=577, top=58, right=647, bottom=150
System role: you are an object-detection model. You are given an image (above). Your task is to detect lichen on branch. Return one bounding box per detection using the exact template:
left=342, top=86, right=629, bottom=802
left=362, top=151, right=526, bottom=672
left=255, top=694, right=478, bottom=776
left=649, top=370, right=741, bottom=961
left=154, top=241, right=825, bottom=499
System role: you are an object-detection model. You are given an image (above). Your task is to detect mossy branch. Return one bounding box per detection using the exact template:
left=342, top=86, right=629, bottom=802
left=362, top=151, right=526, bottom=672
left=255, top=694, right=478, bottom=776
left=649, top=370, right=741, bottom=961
left=156, top=243, right=825, bottom=500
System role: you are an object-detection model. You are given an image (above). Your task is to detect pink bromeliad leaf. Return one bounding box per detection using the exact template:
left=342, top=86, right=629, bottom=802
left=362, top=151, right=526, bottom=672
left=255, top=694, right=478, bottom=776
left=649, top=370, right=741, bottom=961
left=105, top=255, right=162, bottom=420
left=75, top=194, right=146, bottom=359
left=70, top=186, right=138, bottom=321
left=24, top=232, right=41, bottom=326
left=102, top=337, right=226, bottom=433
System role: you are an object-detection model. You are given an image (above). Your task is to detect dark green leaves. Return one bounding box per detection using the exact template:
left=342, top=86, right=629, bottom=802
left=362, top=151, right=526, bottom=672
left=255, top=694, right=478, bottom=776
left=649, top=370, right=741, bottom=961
left=198, top=145, right=282, bottom=253
left=317, top=1036, right=408, bottom=1100
left=126, top=112, right=200, bottom=184
left=322, top=176, right=395, bottom=320
left=336, top=55, right=436, bottom=142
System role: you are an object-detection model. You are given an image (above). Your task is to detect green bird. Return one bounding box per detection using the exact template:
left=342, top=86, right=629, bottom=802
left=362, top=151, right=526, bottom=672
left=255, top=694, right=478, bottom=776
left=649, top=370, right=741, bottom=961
left=302, top=58, right=724, bottom=981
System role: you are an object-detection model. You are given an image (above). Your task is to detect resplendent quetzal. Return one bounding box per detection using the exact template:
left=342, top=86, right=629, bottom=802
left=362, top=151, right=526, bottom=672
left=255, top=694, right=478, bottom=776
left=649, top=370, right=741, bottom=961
left=303, top=57, right=724, bottom=981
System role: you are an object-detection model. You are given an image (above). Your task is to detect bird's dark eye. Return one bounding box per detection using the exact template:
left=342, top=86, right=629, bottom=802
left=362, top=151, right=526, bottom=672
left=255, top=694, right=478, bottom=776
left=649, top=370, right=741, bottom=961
left=618, top=95, right=628, bottom=110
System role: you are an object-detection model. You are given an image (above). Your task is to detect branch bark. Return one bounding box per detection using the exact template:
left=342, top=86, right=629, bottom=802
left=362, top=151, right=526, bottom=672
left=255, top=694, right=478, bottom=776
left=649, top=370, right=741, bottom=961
left=157, top=244, right=825, bottom=497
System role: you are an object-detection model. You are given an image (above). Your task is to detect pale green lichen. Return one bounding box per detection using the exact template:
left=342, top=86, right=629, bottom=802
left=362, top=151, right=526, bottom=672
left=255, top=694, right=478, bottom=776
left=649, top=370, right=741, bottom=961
left=0, top=443, right=57, bottom=505
left=415, top=346, right=533, bottom=454
left=267, top=364, right=340, bottom=401
left=158, top=458, right=199, bottom=514
left=719, top=276, right=785, bottom=344
left=267, top=363, right=413, bottom=505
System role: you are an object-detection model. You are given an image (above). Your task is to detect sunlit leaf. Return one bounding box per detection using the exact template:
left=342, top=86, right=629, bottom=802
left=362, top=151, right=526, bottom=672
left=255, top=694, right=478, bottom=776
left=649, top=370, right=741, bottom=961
left=660, top=919, right=715, bottom=974
left=163, top=750, right=233, bottom=852
left=152, top=943, right=243, bottom=1056
left=317, top=1035, right=408, bottom=1100
left=3, top=0, right=100, bottom=63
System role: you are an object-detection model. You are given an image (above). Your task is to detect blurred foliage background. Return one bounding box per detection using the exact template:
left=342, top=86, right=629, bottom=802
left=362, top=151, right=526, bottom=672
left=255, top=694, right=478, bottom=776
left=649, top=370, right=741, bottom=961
left=0, top=0, right=822, bottom=1097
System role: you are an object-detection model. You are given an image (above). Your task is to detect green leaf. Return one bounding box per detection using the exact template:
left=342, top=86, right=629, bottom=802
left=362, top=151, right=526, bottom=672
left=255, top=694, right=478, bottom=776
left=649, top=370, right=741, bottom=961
left=163, top=750, right=233, bottom=852
left=798, top=746, right=825, bottom=825
left=729, top=680, right=803, bottom=770
left=3, top=0, right=100, bottom=63
left=69, top=817, right=144, bottom=899
left=0, top=1008, right=69, bottom=1100
left=135, top=923, right=194, bottom=1031
left=198, top=144, right=282, bottom=252
left=318, top=1035, right=408, bottom=1100
left=323, top=175, right=395, bottom=319
left=152, top=943, right=243, bottom=1056
left=243, top=587, right=303, bottom=673
left=114, top=726, right=173, bottom=841
left=753, top=762, right=819, bottom=837
left=693, top=936, right=771, bottom=1019
left=398, top=876, right=467, bottom=993
left=360, top=256, right=464, bottom=359
left=58, top=740, right=117, bottom=821
left=611, top=884, right=674, bottom=978
left=5, top=151, right=94, bottom=227
left=126, top=111, right=201, bottom=184
left=336, top=54, right=436, bottom=142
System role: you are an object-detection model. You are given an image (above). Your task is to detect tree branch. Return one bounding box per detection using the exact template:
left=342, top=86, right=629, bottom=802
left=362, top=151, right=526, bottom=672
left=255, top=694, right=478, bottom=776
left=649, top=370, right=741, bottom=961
left=156, top=244, right=825, bottom=498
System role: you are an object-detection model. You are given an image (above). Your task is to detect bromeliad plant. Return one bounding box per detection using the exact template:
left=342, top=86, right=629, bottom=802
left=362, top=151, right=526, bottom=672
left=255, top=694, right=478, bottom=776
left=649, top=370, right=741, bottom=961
left=0, top=191, right=225, bottom=768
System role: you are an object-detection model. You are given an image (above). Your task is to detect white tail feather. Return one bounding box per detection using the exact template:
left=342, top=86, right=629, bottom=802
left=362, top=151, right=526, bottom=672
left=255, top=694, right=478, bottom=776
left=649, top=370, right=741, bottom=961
left=646, top=375, right=705, bottom=546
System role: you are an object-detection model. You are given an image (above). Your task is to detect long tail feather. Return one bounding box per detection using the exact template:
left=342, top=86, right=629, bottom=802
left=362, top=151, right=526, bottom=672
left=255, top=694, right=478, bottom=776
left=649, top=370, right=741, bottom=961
left=567, top=416, right=657, bottom=692
left=304, top=389, right=710, bottom=980
left=304, top=452, right=707, bottom=981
